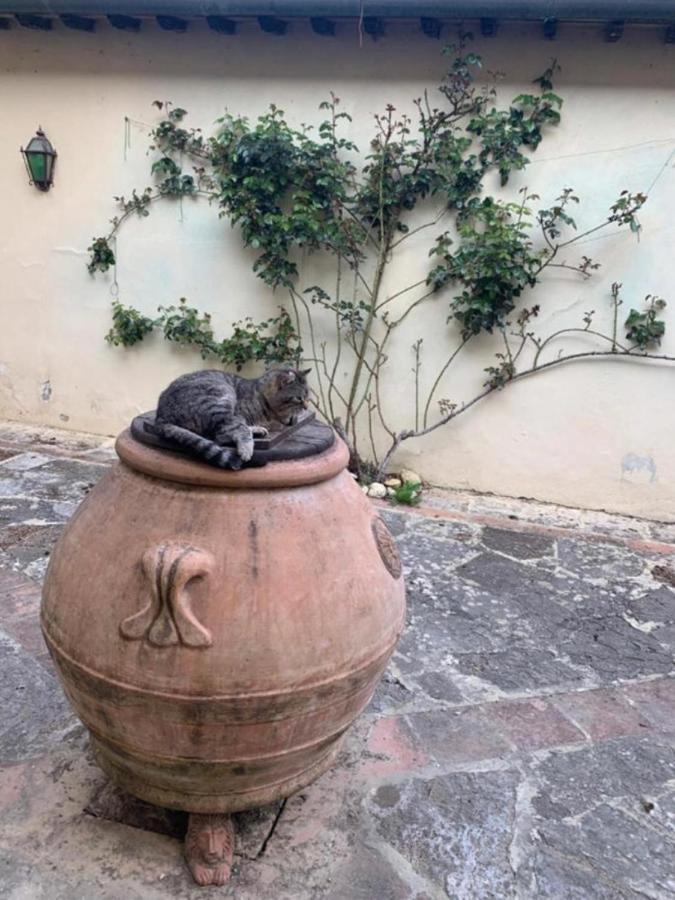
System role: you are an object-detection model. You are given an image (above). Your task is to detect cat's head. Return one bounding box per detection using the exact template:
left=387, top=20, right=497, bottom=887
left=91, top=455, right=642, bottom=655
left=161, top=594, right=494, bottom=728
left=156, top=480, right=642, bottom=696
left=260, top=368, right=311, bottom=425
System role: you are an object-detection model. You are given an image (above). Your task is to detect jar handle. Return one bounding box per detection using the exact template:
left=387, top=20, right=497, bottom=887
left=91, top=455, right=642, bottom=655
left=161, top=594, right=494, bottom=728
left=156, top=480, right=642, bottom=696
left=120, top=543, right=214, bottom=648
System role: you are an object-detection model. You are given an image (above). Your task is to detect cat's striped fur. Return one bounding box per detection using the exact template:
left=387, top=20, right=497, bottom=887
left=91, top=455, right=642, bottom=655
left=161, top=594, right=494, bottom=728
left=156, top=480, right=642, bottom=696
left=146, top=368, right=310, bottom=469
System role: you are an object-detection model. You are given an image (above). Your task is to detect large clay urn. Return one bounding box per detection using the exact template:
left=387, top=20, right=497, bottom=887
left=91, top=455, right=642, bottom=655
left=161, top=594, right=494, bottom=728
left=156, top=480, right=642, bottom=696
left=41, top=425, right=405, bottom=882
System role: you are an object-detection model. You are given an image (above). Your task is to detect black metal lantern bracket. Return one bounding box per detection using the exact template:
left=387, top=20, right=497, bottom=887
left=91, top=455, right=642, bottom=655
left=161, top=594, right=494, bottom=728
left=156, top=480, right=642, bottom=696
left=20, top=127, right=57, bottom=192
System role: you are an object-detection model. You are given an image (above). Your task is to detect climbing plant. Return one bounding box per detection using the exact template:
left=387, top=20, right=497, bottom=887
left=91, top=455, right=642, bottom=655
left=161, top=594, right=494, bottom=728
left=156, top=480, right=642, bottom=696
left=89, top=47, right=672, bottom=479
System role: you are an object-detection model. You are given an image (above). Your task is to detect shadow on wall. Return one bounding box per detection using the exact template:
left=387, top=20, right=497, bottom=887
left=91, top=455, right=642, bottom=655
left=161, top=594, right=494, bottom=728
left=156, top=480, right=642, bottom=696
left=2, top=19, right=674, bottom=90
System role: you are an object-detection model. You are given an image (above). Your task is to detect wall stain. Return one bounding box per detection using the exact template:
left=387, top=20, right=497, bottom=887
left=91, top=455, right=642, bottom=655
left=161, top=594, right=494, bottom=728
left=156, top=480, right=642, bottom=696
left=621, top=453, right=656, bottom=484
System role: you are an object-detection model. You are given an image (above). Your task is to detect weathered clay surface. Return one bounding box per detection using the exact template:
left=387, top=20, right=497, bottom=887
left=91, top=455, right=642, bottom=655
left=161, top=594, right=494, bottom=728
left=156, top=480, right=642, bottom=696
left=41, top=431, right=405, bottom=813
left=0, top=423, right=674, bottom=898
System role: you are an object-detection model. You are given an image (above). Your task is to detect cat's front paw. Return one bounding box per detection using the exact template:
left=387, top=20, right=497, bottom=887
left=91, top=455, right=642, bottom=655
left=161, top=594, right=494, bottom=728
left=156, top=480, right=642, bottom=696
left=236, top=436, right=254, bottom=462
left=251, top=425, right=269, bottom=438
left=218, top=449, right=242, bottom=470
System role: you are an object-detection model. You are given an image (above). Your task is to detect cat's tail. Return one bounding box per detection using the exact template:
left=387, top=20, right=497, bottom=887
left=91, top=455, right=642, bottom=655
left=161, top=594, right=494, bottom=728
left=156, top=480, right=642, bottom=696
left=145, top=421, right=242, bottom=470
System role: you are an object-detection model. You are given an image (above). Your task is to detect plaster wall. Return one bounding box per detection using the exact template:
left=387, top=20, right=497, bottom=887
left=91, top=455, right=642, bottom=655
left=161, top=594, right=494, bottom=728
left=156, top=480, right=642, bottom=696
left=1, top=19, right=674, bottom=518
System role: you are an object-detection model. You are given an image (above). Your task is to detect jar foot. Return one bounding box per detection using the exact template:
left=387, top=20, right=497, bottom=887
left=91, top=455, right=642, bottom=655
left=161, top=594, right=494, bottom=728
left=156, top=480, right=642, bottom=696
left=185, top=812, right=235, bottom=886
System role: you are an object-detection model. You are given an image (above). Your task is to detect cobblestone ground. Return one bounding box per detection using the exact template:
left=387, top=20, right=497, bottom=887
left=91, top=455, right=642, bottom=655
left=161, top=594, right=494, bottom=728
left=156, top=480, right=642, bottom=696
left=0, top=421, right=674, bottom=900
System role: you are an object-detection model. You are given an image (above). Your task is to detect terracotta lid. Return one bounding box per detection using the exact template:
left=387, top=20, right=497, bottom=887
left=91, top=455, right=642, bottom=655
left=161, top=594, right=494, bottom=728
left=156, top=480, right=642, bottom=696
left=115, top=427, right=349, bottom=489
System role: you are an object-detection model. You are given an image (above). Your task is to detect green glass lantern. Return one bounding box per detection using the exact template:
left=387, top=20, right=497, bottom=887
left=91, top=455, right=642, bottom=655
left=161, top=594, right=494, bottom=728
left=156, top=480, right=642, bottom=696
left=20, top=128, right=57, bottom=191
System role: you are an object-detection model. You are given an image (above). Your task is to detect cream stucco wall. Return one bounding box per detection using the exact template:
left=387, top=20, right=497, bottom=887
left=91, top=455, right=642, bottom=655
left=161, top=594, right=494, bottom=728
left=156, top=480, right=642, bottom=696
left=1, top=19, right=674, bottom=518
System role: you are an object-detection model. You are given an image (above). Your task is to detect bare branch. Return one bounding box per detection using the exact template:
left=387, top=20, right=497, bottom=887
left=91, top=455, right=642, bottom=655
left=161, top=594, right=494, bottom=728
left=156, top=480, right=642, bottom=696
left=376, top=279, right=427, bottom=312
left=422, top=337, right=470, bottom=427
left=390, top=207, right=448, bottom=250
left=415, top=349, right=675, bottom=441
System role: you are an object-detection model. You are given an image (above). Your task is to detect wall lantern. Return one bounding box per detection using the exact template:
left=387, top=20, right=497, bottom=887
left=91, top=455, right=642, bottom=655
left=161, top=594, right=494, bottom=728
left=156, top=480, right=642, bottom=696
left=20, top=127, right=57, bottom=191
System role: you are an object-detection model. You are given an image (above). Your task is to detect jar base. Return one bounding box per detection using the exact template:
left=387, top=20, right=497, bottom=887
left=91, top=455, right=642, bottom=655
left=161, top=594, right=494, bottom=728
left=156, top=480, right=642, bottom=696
left=91, top=732, right=346, bottom=814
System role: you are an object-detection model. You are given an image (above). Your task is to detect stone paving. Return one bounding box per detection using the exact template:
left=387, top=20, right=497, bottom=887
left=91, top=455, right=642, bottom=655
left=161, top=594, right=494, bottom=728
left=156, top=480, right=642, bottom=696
left=0, top=421, right=674, bottom=899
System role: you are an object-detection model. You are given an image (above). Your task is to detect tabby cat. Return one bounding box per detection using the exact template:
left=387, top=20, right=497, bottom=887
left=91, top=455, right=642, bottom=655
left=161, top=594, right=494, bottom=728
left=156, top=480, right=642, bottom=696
left=147, top=368, right=311, bottom=469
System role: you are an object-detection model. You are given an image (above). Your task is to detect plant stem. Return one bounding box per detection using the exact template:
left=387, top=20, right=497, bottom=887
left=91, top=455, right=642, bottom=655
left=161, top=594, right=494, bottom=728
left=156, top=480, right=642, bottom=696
left=413, top=339, right=422, bottom=431
left=389, top=206, right=447, bottom=250
left=390, top=290, right=436, bottom=329
left=547, top=263, right=593, bottom=277
left=366, top=395, right=379, bottom=466
left=287, top=289, right=303, bottom=366
left=532, top=327, right=632, bottom=368
left=376, top=431, right=411, bottom=482
left=292, top=286, right=329, bottom=418
left=379, top=347, right=675, bottom=477
left=416, top=349, right=675, bottom=440
left=422, top=337, right=469, bottom=427
left=345, top=235, right=391, bottom=432
left=376, top=279, right=428, bottom=312
left=328, top=254, right=344, bottom=421
left=611, top=282, right=620, bottom=352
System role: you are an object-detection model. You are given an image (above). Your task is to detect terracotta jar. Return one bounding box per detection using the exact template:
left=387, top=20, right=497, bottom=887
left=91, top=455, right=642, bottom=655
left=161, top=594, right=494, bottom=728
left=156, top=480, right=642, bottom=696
left=41, top=428, right=405, bottom=883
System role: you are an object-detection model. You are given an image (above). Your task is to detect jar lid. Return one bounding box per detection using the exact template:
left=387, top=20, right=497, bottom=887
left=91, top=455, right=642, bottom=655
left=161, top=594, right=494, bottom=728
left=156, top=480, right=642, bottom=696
left=115, top=421, right=348, bottom=489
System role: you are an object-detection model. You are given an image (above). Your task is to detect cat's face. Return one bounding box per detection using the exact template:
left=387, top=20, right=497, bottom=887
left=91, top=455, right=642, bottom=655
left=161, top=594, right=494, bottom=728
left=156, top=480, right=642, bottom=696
left=261, top=368, right=311, bottom=425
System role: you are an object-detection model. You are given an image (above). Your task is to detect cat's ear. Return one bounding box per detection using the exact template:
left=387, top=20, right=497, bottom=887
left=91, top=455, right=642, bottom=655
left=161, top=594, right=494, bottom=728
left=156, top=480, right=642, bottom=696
left=300, top=368, right=312, bottom=378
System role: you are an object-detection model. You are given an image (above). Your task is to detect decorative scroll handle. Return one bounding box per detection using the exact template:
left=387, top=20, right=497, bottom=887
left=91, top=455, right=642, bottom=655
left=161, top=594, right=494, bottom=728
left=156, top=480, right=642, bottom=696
left=120, top=543, right=214, bottom=648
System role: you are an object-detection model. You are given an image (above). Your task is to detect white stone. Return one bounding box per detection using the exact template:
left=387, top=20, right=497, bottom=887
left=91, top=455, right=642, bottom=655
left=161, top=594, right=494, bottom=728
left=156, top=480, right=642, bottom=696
left=384, top=478, right=402, bottom=488
left=399, top=468, right=422, bottom=485
left=367, top=482, right=387, bottom=499
left=386, top=487, right=396, bottom=497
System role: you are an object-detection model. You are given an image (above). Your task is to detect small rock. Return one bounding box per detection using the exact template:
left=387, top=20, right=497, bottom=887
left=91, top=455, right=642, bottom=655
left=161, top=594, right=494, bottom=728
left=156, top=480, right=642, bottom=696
left=367, top=482, right=387, bottom=499
left=399, top=468, right=422, bottom=485
left=361, top=485, right=369, bottom=494
left=386, top=487, right=396, bottom=497
left=384, top=478, right=402, bottom=488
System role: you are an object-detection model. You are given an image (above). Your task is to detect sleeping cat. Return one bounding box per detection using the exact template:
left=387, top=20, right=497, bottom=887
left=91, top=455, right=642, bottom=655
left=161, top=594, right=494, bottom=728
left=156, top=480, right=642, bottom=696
left=147, top=368, right=311, bottom=469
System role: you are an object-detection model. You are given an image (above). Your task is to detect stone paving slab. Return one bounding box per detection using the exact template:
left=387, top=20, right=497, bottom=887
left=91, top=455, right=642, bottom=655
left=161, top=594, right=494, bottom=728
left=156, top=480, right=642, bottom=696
left=0, top=424, right=673, bottom=898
